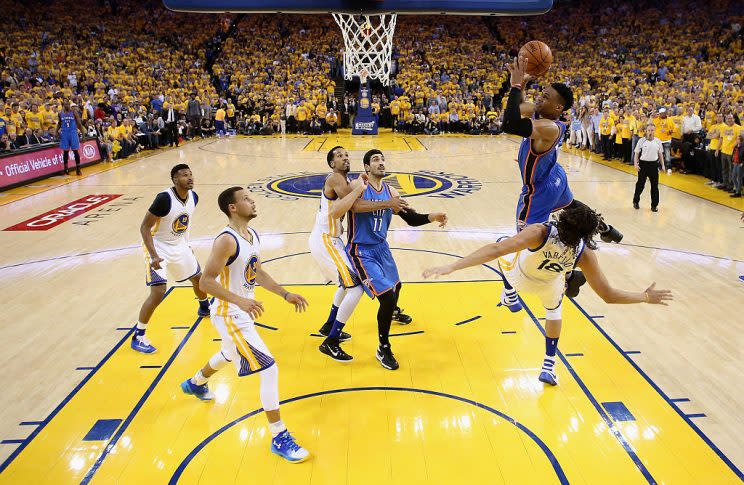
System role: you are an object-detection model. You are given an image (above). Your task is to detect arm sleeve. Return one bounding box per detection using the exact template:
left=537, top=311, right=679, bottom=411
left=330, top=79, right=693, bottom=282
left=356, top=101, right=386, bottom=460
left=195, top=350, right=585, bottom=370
left=148, top=192, right=171, bottom=217
left=397, top=210, right=431, bottom=227
left=501, top=87, right=533, bottom=138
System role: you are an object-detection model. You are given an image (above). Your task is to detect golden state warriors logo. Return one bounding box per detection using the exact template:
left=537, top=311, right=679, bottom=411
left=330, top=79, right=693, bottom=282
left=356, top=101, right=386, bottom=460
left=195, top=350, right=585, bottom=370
left=171, top=213, right=190, bottom=236
left=250, top=171, right=481, bottom=201
left=244, top=255, right=258, bottom=288
left=360, top=98, right=370, bottom=109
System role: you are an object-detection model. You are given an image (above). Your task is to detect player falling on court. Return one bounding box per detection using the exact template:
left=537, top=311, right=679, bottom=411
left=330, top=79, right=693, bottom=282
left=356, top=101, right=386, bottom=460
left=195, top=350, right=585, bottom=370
left=348, top=149, right=448, bottom=370
left=132, top=164, right=211, bottom=353
left=56, top=100, right=85, bottom=176
left=501, top=54, right=623, bottom=306
left=423, top=203, right=672, bottom=385
left=180, top=187, right=310, bottom=463
left=310, top=146, right=406, bottom=362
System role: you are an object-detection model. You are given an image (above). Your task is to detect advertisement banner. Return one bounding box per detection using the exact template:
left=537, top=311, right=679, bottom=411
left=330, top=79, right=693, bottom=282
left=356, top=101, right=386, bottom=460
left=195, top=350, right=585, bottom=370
left=0, top=139, right=101, bottom=190
left=4, top=194, right=122, bottom=231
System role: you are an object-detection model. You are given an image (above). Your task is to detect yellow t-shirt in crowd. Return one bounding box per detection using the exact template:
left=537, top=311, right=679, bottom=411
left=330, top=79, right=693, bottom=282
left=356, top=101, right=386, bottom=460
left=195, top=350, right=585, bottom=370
left=296, top=106, right=308, bottom=122
left=670, top=115, right=683, bottom=139
left=707, top=123, right=722, bottom=151
left=654, top=118, right=675, bottom=142
left=25, top=112, right=42, bottom=130
left=390, top=100, right=400, bottom=116
left=315, top=104, right=327, bottom=119
left=215, top=108, right=226, bottom=121
left=599, top=117, right=613, bottom=136
left=719, top=124, right=742, bottom=156
left=620, top=121, right=631, bottom=139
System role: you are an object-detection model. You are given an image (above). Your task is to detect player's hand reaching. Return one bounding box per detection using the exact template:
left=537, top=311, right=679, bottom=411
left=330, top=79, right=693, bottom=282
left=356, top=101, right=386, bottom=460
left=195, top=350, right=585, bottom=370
left=350, top=175, right=367, bottom=192
left=422, top=264, right=454, bottom=279
left=149, top=256, right=164, bottom=270
left=389, top=196, right=409, bottom=214
left=428, top=212, right=448, bottom=228
left=237, top=298, right=264, bottom=319
left=643, top=282, right=672, bottom=305
left=506, top=56, right=532, bottom=87
left=284, top=292, right=309, bottom=312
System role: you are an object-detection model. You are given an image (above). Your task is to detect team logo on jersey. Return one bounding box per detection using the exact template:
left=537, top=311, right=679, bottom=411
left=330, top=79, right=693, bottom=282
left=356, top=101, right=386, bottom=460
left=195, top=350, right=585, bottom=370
left=172, top=213, right=190, bottom=235
left=249, top=170, right=481, bottom=201
left=244, top=255, right=258, bottom=287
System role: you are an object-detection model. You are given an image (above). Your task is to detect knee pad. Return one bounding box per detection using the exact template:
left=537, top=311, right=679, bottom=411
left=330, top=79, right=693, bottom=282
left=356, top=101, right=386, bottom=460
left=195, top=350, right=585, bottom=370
left=545, top=304, right=563, bottom=320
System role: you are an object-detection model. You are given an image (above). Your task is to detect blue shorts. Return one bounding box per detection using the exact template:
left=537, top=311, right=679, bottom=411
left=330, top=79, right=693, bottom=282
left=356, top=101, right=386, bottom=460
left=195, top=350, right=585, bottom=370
left=516, top=165, right=573, bottom=228
left=59, top=131, right=80, bottom=151
left=347, top=242, right=400, bottom=298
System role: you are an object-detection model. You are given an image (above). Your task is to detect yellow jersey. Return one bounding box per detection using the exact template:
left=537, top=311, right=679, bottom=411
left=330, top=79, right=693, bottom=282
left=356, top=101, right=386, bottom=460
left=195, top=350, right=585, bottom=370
left=599, top=117, right=613, bottom=136
left=719, top=124, right=742, bottom=156
left=707, top=123, right=723, bottom=151
left=215, top=108, right=226, bottom=121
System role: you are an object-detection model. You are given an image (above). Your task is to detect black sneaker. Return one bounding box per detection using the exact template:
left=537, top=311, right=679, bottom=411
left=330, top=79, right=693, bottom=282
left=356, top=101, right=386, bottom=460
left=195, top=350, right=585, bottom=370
left=633, top=202, right=640, bottom=210
left=319, top=339, right=353, bottom=362
left=565, top=270, right=586, bottom=298
left=651, top=207, right=658, bottom=212
left=599, top=224, right=623, bottom=243
left=392, top=307, right=412, bottom=325
left=376, top=344, right=399, bottom=370
left=318, top=323, right=351, bottom=342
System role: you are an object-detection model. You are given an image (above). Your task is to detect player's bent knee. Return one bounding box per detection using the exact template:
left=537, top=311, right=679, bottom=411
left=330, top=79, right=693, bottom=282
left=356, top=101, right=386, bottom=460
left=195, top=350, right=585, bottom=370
left=545, top=304, right=563, bottom=320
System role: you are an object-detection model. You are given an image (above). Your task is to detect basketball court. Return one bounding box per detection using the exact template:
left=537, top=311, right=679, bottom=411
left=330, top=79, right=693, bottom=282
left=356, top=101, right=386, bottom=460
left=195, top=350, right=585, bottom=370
left=0, top=131, right=742, bottom=484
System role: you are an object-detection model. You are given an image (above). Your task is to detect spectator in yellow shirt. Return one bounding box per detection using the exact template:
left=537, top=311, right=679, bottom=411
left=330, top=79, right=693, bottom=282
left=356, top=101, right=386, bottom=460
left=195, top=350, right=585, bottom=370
left=599, top=108, right=614, bottom=160
left=704, top=114, right=723, bottom=185
left=215, top=105, right=226, bottom=136
left=654, top=108, right=675, bottom=170
left=717, top=114, right=742, bottom=191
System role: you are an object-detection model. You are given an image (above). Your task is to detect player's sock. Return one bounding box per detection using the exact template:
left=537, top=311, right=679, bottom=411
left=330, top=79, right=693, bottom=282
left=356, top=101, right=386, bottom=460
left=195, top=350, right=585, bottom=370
left=135, top=321, right=147, bottom=337
left=198, top=298, right=210, bottom=312
left=192, top=370, right=208, bottom=386
left=324, top=305, right=339, bottom=327
left=546, top=336, right=559, bottom=357
left=62, top=151, right=69, bottom=174
left=268, top=420, right=287, bottom=438
left=328, top=319, right=345, bottom=339
left=73, top=150, right=81, bottom=174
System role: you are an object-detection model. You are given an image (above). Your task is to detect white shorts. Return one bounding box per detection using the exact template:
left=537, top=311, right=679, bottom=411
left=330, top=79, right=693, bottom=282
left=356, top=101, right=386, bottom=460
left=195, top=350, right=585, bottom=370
left=308, top=231, right=359, bottom=288
left=210, top=312, right=275, bottom=376
left=144, top=239, right=200, bottom=286
left=499, top=257, right=564, bottom=312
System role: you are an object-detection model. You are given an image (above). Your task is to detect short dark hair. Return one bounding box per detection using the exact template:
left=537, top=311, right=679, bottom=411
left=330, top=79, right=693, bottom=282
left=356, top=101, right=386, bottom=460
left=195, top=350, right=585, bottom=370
left=551, top=82, right=574, bottom=112
left=326, top=145, right=344, bottom=166
left=363, top=149, right=383, bottom=165
left=218, top=186, right=244, bottom=217
left=556, top=203, right=601, bottom=252
left=170, top=163, right=190, bottom=180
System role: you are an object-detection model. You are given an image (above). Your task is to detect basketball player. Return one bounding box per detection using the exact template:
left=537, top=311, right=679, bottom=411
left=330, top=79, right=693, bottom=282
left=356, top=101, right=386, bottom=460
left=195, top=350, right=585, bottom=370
left=423, top=203, right=672, bottom=385
left=501, top=56, right=623, bottom=305
left=56, top=100, right=85, bottom=175
left=347, top=149, right=448, bottom=370
left=180, top=187, right=310, bottom=463
left=310, top=146, right=407, bottom=362
left=133, top=164, right=210, bottom=353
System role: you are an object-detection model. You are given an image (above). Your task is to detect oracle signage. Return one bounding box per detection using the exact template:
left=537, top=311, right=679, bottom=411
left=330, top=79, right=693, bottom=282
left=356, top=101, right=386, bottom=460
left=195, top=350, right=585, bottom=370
left=0, top=139, right=101, bottom=190
left=4, top=194, right=122, bottom=231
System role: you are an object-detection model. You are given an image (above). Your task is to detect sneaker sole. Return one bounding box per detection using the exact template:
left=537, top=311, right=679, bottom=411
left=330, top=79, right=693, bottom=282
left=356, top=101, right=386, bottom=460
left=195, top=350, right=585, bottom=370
left=319, top=348, right=353, bottom=362
left=271, top=448, right=311, bottom=463
left=376, top=353, right=399, bottom=370
left=538, top=375, right=558, bottom=386
left=180, top=382, right=214, bottom=401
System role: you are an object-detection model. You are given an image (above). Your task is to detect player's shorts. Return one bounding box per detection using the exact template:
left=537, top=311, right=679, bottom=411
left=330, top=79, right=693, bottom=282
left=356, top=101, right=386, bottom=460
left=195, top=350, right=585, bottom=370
left=210, top=311, right=275, bottom=376
left=59, top=131, right=80, bottom=151
left=498, top=254, right=564, bottom=313
left=308, top=231, right=360, bottom=288
left=516, top=165, right=573, bottom=229
left=144, top=239, right=201, bottom=286
left=347, top=241, right=400, bottom=298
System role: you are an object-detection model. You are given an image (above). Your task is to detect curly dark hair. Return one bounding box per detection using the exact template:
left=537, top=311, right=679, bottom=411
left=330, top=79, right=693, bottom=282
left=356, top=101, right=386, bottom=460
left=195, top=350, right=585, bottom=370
left=556, top=204, right=601, bottom=251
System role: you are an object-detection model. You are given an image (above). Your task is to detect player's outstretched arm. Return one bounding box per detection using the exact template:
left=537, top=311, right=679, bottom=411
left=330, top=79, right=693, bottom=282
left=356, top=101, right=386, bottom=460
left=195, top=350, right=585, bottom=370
left=254, top=260, right=308, bottom=313
left=390, top=186, right=447, bottom=227
left=328, top=175, right=366, bottom=219
left=200, top=234, right=265, bottom=318
left=423, top=224, right=545, bottom=278
left=577, top=249, right=672, bottom=305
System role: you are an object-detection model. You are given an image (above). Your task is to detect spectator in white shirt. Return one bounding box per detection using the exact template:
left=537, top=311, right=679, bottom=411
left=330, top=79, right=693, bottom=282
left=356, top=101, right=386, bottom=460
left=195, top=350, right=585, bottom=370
left=633, top=123, right=665, bottom=212
left=681, top=105, right=702, bottom=142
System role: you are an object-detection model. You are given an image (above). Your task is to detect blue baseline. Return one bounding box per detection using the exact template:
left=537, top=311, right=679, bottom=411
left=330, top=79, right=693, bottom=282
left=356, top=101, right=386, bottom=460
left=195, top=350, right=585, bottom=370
left=686, top=413, right=707, bottom=419
left=603, top=402, right=636, bottom=422
left=167, top=386, right=568, bottom=485
left=670, top=398, right=690, bottom=403
left=82, top=419, right=122, bottom=442
left=0, top=287, right=175, bottom=473
left=1, top=440, right=25, bottom=445
left=79, top=312, right=203, bottom=484
left=568, top=297, right=744, bottom=481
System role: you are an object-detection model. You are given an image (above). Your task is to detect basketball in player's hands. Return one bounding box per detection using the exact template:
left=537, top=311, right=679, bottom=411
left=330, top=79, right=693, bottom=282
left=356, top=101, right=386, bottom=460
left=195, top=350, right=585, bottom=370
left=518, top=41, right=553, bottom=77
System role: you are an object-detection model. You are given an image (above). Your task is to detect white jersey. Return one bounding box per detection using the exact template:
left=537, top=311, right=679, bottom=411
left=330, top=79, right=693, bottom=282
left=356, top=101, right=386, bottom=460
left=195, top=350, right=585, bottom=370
left=152, top=188, right=197, bottom=245
left=312, top=174, right=349, bottom=238
left=211, top=225, right=261, bottom=318
left=501, top=223, right=584, bottom=283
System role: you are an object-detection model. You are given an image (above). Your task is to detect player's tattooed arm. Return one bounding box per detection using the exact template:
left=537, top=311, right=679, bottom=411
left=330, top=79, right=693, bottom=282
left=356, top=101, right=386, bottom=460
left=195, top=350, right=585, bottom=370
left=423, top=224, right=546, bottom=278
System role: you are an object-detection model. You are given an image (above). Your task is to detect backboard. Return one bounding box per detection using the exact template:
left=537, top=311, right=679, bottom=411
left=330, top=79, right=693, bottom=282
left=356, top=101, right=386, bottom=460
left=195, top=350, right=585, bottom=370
left=163, top=0, right=553, bottom=15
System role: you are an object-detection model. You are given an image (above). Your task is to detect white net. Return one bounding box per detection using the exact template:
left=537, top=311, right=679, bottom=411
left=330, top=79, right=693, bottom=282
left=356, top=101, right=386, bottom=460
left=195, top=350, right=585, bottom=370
left=332, top=13, right=397, bottom=86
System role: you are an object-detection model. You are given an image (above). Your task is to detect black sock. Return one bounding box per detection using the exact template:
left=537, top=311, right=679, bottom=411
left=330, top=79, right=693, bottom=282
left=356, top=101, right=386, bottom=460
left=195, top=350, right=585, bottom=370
left=377, top=291, right=396, bottom=346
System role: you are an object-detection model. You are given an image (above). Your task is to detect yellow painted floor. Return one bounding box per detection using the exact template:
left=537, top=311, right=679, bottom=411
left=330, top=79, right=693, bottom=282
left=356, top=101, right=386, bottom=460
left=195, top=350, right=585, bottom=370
left=1, top=284, right=739, bottom=484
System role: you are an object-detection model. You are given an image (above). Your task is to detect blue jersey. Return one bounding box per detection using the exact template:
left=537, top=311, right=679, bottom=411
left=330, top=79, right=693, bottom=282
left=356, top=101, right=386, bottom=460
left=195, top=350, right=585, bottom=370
left=347, top=182, right=393, bottom=246
left=516, top=120, right=566, bottom=186
left=60, top=111, right=77, bottom=132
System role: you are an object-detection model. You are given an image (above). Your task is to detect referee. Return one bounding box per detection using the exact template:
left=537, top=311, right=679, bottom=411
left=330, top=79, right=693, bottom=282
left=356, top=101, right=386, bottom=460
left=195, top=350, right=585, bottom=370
left=633, top=123, right=665, bottom=212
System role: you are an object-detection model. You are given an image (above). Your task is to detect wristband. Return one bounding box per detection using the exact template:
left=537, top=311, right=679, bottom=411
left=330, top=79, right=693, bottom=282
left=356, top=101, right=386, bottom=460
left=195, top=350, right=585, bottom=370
left=282, top=291, right=289, bottom=301
left=511, top=84, right=522, bottom=90
left=644, top=291, right=649, bottom=303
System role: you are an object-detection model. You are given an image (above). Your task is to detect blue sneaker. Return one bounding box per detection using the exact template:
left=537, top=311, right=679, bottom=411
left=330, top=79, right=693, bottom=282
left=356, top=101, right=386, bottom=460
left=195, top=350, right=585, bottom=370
left=131, top=334, right=157, bottom=354
left=271, top=430, right=310, bottom=463
left=497, top=289, right=523, bottom=313
left=197, top=305, right=210, bottom=317
left=539, top=370, right=558, bottom=386
left=180, top=379, right=214, bottom=401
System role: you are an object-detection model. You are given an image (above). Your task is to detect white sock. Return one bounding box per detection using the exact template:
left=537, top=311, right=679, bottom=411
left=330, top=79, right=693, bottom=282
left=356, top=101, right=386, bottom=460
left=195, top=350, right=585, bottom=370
left=542, top=355, right=556, bottom=372
left=268, top=419, right=286, bottom=437
left=193, top=370, right=208, bottom=386
left=136, top=321, right=147, bottom=331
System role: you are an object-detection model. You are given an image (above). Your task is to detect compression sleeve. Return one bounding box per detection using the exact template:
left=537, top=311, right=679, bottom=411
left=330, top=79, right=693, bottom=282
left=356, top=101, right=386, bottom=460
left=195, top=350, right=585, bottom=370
left=501, top=87, right=534, bottom=138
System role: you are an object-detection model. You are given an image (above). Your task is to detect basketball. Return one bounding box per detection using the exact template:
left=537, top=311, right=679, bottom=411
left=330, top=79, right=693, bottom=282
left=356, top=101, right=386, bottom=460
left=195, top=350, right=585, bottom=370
left=518, top=40, right=553, bottom=77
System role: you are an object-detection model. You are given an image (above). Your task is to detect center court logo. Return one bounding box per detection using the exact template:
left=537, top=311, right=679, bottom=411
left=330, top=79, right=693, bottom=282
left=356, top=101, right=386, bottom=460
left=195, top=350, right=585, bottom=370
left=247, top=171, right=481, bottom=201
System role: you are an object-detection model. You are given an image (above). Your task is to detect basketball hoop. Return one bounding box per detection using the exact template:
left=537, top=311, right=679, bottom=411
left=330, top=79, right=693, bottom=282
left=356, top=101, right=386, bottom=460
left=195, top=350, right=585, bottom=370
left=332, top=13, right=397, bottom=86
